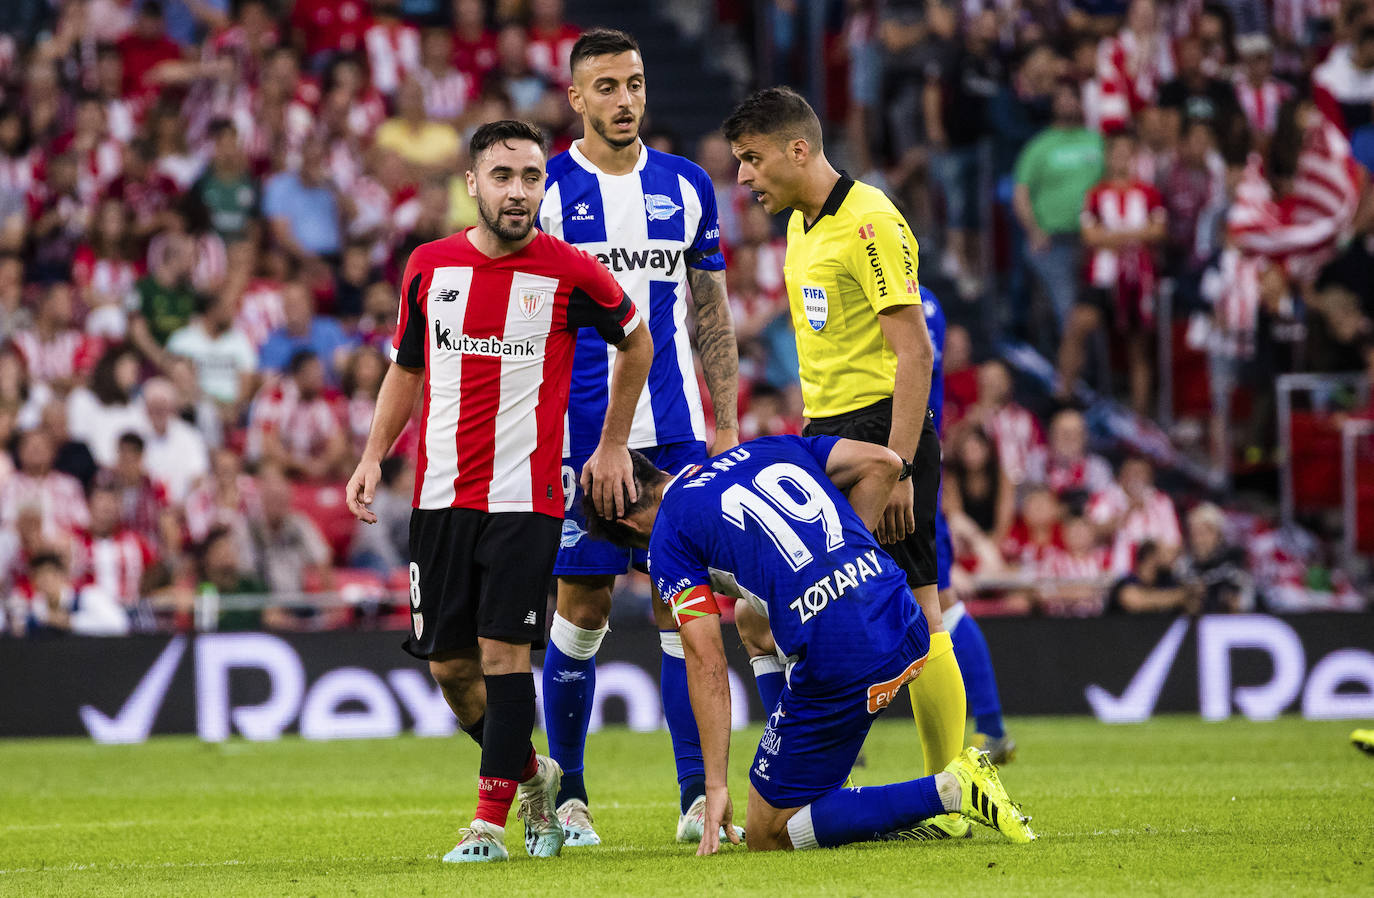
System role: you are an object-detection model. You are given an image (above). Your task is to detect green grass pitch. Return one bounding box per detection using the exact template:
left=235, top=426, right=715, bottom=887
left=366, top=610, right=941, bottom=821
left=1, top=716, right=1370, bottom=897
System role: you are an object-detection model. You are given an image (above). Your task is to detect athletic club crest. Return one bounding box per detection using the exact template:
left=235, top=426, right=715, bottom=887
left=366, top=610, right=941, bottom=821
left=518, top=287, right=550, bottom=319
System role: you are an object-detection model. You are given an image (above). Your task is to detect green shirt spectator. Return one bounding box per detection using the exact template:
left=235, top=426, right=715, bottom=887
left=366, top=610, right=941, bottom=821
left=1014, top=125, right=1103, bottom=235
left=194, top=119, right=259, bottom=242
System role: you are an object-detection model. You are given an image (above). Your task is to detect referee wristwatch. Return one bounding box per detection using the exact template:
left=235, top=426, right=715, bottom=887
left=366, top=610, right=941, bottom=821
left=898, top=459, right=916, bottom=481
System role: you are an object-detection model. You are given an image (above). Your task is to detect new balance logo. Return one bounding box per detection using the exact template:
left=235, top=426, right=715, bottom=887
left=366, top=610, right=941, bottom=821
left=433, top=289, right=462, bottom=302
left=523, top=611, right=537, bottom=626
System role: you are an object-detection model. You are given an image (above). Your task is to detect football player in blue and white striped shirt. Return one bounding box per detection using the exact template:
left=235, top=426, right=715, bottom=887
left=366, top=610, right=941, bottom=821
left=537, top=27, right=740, bottom=848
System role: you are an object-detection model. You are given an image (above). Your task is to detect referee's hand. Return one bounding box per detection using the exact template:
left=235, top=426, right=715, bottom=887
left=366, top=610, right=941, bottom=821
left=878, top=478, right=916, bottom=546
left=346, top=459, right=381, bottom=524
left=582, top=443, right=637, bottom=519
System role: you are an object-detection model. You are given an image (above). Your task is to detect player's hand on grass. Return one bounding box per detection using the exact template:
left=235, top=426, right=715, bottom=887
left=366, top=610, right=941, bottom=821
left=346, top=458, right=381, bottom=524
left=878, top=476, right=916, bottom=545
left=698, top=786, right=740, bottom=856
left=583, top=443, right=636, bottom=519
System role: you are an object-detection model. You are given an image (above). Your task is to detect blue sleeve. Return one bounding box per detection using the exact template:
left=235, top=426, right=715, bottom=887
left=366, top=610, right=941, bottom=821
left=258, top=334, right=288, bottom=371
left=260, top=175, right=287, bottom=218
left=686, top=168, right=725, bottom=271
left=648, top=505, right=711, bottom=603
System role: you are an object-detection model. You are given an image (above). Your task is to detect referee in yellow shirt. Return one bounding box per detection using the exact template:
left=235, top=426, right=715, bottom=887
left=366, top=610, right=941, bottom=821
left=722, top=87, right=967, bottom=797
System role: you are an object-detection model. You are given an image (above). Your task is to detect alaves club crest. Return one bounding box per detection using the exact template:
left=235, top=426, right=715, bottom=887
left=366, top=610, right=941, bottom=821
left=518, top=287, right=550, bottom=319
left=644, top=193, right=681, bottom=221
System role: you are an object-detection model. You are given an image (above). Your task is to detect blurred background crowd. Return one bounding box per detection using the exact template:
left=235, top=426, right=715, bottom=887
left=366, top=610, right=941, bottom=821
left=0, top=0, right=1368, bottom=638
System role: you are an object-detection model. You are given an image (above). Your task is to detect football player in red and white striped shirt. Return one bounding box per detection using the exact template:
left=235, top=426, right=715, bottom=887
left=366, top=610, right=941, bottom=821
left=345, top=121, right=652, bottom=864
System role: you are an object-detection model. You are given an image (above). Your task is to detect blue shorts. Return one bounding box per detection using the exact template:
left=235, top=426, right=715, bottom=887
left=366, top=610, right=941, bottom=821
left=554, top=441, right=708, bottom=576
left=935, top=510, right=952, bottom=592
left=749, top=621, right=931, bottom=809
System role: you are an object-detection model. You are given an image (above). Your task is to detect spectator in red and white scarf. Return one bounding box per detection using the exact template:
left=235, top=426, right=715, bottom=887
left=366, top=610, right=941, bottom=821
left=1061, top=131, right=1167, bottom=415
left=1088, top=455, right=1182, bottom=575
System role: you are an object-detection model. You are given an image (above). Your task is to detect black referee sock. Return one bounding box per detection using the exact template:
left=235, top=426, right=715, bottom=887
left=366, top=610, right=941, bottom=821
left=461, top=715, right=485, bottom=748
left=479, top=673, right=537, bottom=782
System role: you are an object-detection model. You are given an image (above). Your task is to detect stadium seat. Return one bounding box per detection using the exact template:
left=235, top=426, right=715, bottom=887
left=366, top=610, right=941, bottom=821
left=290, top=481, right=356, bottom=564
left=1289, top=412, right=1343, bottom=512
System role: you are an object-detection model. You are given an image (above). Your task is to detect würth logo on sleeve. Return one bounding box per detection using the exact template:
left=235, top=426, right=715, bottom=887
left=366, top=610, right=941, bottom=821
left=517, top=287, right=550, bottom=320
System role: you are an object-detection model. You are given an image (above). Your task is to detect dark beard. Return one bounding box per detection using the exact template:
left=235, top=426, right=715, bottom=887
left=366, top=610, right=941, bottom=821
left=590, top=113, right=638, bottom=149
left=476, top=195, right=534, bottom=242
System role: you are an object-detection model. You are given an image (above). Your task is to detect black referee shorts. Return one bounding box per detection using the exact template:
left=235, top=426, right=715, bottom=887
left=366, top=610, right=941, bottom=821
left=804, top=398, right=940, bottom=589
left=403, top=508, right=560, bottom=659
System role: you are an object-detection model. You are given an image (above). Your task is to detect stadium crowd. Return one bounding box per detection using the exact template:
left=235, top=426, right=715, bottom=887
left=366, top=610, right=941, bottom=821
left=0, top=0, right=1368, bottom=638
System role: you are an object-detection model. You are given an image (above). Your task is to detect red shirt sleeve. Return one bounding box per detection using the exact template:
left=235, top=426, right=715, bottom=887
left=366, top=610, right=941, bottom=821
left=565, top=244, right=641, bottom=344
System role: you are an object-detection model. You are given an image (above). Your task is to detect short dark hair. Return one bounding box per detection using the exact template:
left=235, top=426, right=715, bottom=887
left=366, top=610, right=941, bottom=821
left=117, top=431, right=145, bottom=453
left=287, top=347, right=319, bottom=375
left=721, top=87, right=823, bottom=150
left=569, top=28, right=640, bottom=74
left=469, top=119, right=547, bottom=162
left=29, top=551, right=66, bottom=574
left=581, top=450, right=671, bottom=547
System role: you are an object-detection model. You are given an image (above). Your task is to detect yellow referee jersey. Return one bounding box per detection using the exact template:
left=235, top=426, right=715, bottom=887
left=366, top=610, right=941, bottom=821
left=782, top=175, right=921, bottom=418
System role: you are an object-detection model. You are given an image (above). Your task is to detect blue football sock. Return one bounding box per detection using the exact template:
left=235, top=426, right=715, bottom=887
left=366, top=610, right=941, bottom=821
left=660, top=631, right=705, bottom=813
left=749, top=655, right=785, bottom=715
left=950, top=610, right=1005, bottom=739
left=798, top=778, right=946, bottom=847
left=543, top=613, right=604, bottom=807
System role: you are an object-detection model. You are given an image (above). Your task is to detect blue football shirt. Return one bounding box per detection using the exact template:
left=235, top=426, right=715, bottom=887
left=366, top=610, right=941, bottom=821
left=648, top=435, right=922, bottom=695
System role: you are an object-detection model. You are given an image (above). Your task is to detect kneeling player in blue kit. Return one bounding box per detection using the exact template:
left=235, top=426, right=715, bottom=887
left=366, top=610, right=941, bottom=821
left=582, top=435, right=1035, bottom=853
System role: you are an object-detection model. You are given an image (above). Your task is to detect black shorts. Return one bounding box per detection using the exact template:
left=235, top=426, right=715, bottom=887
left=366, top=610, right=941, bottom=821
left=404, top=508, right=560, bottom=659
left=804, top=398, right=940, bottom=589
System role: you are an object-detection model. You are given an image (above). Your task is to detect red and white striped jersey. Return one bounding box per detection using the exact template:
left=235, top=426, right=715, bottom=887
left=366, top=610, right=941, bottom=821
left=418, top=66, right=477, bottom=122
left=72, top=247, right=142, bottom=307
left=11, top=328, right=89, bottom=385
left=1087, top=484, right=1181, bottom=575
left=1039, top=545, right=1110, bottom=582
left=72, top=529, right=153, bottom=607
left=0, top=471, right=90, bottom=538
left=1235, top=77, right=1294, bottom=137
left=393, top=229, right=641, bottom=517
left=364, top=21, right=421, bottom=96
left=1273, top=0, right=1341, bottom=44
left=1082, top=180, right=1165, bottom=290
left=1096, top=31, right=1175, bottom=134
left=237, top=279, right=286, bottom=348
left=1024, top=447, right=1114, bottom=498
left=527, top=24, right=582, bottom=87
left=986, top=403, right=1044, bottom=486
left=246, top=379, right=344, bottom=464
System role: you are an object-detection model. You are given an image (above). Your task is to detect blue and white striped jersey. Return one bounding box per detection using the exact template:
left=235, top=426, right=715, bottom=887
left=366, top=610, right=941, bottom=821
left=540, top=142, right=725, bottom=455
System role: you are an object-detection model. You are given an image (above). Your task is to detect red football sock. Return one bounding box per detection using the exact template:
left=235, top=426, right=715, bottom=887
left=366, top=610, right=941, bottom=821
left=474, top=776, right=518, bottom=828
left=519, top=745, right=538, bottom=783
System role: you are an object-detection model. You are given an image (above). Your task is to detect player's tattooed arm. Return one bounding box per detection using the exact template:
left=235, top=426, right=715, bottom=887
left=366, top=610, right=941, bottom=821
left=687, top=267, right=740, bottom=452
